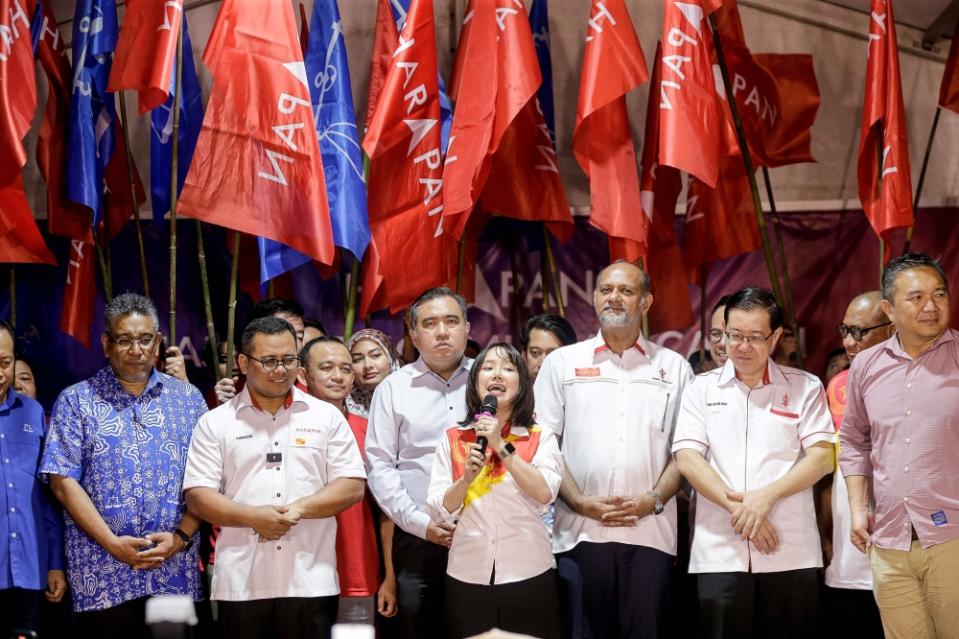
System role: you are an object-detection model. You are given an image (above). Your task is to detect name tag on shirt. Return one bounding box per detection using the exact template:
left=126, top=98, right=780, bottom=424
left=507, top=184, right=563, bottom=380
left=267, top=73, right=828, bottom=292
left=575, top=367, right=600, bottom=377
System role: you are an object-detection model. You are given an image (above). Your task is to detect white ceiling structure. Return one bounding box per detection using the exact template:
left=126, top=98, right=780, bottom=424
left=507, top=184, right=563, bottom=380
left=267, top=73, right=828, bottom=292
left=25, top=0, right=959, bottom=218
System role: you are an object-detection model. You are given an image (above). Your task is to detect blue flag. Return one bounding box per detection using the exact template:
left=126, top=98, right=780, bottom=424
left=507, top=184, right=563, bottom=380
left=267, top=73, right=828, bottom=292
left=150, top=14, right=203, bottom=226
left=529, top=0, right=556, bottom=141
left=259, top=0, right=373, bottom=285
left=67, top=0, right=119, bottom=226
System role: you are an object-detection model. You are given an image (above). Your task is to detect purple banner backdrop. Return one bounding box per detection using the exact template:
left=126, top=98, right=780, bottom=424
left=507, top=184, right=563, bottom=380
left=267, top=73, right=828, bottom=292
left=4, top=210, right=957, bottom=409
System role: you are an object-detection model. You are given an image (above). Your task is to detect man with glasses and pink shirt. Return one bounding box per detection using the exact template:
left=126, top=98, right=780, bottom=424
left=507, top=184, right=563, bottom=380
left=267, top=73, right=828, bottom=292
left=839, top=253, right=959, bottom=638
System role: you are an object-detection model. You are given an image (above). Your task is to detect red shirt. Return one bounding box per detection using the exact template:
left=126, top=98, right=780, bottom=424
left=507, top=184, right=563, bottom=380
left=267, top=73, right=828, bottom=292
left=335, top=413, right=381, bottom=597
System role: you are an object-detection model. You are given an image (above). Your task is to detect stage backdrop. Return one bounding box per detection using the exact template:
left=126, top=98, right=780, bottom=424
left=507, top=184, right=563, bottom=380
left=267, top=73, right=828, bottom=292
left=3, top=209, right=958, bottom=409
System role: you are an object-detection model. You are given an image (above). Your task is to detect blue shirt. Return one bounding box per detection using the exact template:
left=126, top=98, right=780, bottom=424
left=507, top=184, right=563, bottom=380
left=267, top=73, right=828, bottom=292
left=0, top=389, right=64, bottom=591
left=39, top=367, right=207, bottom=612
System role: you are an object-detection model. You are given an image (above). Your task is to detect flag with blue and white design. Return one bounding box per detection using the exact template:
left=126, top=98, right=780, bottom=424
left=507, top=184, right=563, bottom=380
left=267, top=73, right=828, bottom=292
left=67, top=0, right=119, bottom=226
left=150, top=13, right=203, bottom=225
left=529, top=0, right=556, bottom=141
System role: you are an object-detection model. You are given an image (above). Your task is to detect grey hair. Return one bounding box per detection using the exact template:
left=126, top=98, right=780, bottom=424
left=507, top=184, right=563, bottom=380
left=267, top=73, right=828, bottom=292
left=103, top=293, right=159, bottom=334
left=407, top=287, right=468, bottom=329
left=595, top=260, right=652, bottom=297
left=881, top=252, right=948, bottom=302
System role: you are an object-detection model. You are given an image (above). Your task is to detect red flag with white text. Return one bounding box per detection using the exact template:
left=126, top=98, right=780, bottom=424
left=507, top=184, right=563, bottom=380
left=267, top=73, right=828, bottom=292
left=361, top=0, right=453, bottom=314
left=857, top=0, right=913, bottom=260
left=178, top=0, right=335, bottom=267
left=365, top=0, right=400, bottom=130
left=0, top=0, right=38, bottom=188
left=573, top=0, right=649, bottom=261
left=108, top=0, right=183, bottom=114
left=658, top=0, right=724, bottom=186
left=60, top=239, right=96, bottom=347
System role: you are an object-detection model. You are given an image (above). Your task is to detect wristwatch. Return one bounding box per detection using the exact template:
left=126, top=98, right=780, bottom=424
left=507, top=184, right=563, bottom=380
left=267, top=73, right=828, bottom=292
left=499, top=442, right=516, bottom=459
left=173, top=528, right=194, bottom=551
left=646, top=490, right=665, bottom=515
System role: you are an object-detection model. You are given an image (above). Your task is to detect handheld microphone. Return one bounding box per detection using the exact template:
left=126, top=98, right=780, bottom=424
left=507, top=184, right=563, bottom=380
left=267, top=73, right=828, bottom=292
left=477, top=394, right=498, bottom=456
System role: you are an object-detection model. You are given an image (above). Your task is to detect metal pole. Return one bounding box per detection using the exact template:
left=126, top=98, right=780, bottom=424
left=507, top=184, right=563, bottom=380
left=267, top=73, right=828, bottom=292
left=708, top=15, right=785, bottom=307
left=168, top=26, right=184, bottom=344
left=903, top=106, right=941, bottom=254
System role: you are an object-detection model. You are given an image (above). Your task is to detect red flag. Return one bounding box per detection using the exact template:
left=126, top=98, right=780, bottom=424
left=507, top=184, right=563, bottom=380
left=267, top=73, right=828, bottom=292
left=178, top=0, right=334, bottom=267
left=639, top=44, right=691, bottom=333
left=108, top=0, right=183, bottom=114
left=658, top=0, right=725, bottom=187
left=298, top=2, right=309, bottom=54
left=365, top=0, right=400, bottom=131
left=361, top=0, right=453, bottom=314
left=857, top=0, right=913, bottom=260
left=60, top=239, right=96, bottom=347
left=939, top=20, right=959, bottom=114
left=0, top=0, right=38, bottom=188
left=573, top=0, right=649, bottom=261
left=0, top=178, right=56, bottom=265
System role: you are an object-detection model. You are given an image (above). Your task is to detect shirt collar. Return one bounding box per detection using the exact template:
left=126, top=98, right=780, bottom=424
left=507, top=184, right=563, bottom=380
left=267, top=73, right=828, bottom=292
left=591, top=331, right=647, bottom=357
left=884, top=328, right=956, bottom=360
left=237, top=384, right=302, bottom=413
left=717, top=358, right=778, bottom=388
left=0, top=388, right=22, bottom=412
left=411, top=355, right=472, bottom=379
left=100, top=366, right=163, bottom=405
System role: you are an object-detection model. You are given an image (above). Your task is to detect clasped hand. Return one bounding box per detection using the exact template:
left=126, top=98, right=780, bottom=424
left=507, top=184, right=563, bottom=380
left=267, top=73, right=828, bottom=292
left=727, top=489, right=780, bottom=554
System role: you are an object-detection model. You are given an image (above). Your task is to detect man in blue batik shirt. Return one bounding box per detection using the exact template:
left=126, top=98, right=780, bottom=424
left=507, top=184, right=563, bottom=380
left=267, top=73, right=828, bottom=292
left=40, top=294, right=207, bottom=637
left=0, top=320, right=66, bottom=636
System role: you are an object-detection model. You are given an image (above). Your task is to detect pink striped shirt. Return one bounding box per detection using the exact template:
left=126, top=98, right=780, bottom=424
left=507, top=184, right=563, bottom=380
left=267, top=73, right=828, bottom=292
left=839, top=329, right=959, bottom=550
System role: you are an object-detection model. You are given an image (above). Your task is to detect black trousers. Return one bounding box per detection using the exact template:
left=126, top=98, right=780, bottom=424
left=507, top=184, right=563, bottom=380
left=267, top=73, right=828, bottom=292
left=697, top=568, right=819, bottom=639
left=75, top=596, right=151, bottom=639
left=820, top=586, right=884, bottom=639
left=392, top=526, right=449, bottom=639
left=218, top=596, right=338, bottom=639
left=444, top=569, right=562, bottom=639
left=556, top=542, right=673, bottom=639
left=0, top=587, right=41, bottom=636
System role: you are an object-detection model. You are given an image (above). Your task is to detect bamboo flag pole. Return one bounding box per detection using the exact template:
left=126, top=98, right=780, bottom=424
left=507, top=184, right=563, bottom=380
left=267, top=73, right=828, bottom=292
left=168, top=27, right=184, bottom=345
left=708, top=16, right=785, bottom=308
left=94, top=226, right=113, bottom=303
left=902, top=106, right=941, bottom=254
left=223, top=232, right=242, bottom=383
left=455, top=239, right=467, bottom=295
left=343, top=258, right=361, bottom=339
left=540, top=228, right=554, bottom=313
left=761, top=167, right=803, bottom=369
left=8, top=268, right=15, bottom=330
left=116, top=93, right=150, bottom=299
left=195, top=221, right=220, bottom=379
left=542, top=226, right=565, bottom=317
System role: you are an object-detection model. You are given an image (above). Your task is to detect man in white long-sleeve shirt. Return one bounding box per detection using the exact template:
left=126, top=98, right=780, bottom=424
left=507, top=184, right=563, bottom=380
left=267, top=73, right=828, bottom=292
left=365, top=287, right=473, bottom=638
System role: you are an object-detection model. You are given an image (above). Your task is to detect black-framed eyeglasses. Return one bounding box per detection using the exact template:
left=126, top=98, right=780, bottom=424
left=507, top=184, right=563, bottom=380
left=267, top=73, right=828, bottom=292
left=725, top=330, right=774, bottom=347
left=244, top=354, right=301, bottom=372
left=707, top=329, right=726, bottom=344
left=109, top=333, right=158, bottom=351
left=838, top=321, right=892, bottom=342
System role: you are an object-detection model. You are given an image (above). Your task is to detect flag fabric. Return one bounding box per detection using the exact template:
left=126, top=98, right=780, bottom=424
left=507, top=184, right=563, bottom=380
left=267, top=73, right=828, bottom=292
left=361, top=0, right=452, bottom=314
left=149, top=11, right=203, bottom=225
left=365, top=0, right=400, bottom=130
left=0, top=178, right=57, bottom=265
left=857, top=0, right=913, bottom=260
left=67, top=0, right=120, bottom=226
left=658, top=0, right=725, bottom=187
left=529, top=0, right=556, bottom=140
left=60, top=239, right=96, bottom=348
left=938, top=19, right=959, bottom=113
left=178, top=0, right=335, bottom=268
left=107, top=0, right=182, bottom=114
left=638, top=43, right=691, bottom=333
left=0, top=0, right=38, bottom=189
left=573, top=0, right=649, bottom=262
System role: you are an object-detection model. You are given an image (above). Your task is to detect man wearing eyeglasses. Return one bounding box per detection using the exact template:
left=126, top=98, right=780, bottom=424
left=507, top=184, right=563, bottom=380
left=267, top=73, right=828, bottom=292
left=183, top=316, right=366, bottom=639
left=819, top=291, right=891, bottom=638
left=839, top=253, right=959, bottom=638
left=40, top=294, right=208, bottom=636
left=673, top=287, right=835, bottom=637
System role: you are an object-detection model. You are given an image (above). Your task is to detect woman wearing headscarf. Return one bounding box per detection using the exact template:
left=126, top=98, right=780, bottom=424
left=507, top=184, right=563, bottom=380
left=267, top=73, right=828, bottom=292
left=346, top=329, right=402, bottom=419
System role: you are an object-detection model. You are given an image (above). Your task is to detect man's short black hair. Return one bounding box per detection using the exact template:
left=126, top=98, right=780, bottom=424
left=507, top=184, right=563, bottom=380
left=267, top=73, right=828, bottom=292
left=245, top=298, right=305, bottom=326
left=712, top=294, right=734, bottom=316
left=407, top=287, right=468, bottom=329
left=241, top=317, right=298, bottom=354
left=0, top=319, right=13, bottom=343
left=518, top=314, right=577, bottom=351
left=299, top=335, right=348, bottom=368
left=303, top=318, right=327, bottom=336
left=881, top=252, right=948, bottom=302
left=724, top=288, right=783, bottom=331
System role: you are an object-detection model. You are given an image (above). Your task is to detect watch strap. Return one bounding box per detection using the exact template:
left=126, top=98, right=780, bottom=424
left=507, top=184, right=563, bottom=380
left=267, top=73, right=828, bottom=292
left=173, top=527, right=194, bottom=550
left=500, top=442, right=516, bottom=458
left=646, top=490, right=665, bottom=514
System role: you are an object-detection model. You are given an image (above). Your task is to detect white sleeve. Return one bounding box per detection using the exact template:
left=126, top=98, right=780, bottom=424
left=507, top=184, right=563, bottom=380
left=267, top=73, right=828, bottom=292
left=671, top=378, right=710, bottom=456
left=426, top=431, right=459, bottom=524
left=325, top=411, right=366, bottom=482
left=531, top=427, right=564, bottom=503
left=533, top=351, right=565, bottom=438
left=799, top=379, right=838, bottom=450
left=182, top=413, right=223, bottom=492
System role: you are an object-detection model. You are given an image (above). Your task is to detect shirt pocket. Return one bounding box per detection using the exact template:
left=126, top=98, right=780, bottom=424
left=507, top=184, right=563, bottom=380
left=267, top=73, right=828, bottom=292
left=630, top=380, right=673, bottom=436
left=8, top=431, right=43, bottom=479
left=288, top=432, right=329, bottom=493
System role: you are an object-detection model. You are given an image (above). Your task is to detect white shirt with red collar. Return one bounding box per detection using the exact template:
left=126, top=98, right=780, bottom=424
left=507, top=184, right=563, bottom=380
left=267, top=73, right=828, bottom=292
left=672, top=359, right=835, bottom=574
left=533, top=331, right=694, bottom=556
left=183, top=385, right=366, bottom=601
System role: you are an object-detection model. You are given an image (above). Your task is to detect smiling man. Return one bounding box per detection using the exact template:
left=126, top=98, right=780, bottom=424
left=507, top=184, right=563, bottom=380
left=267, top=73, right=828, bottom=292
left=365, top=287, right=473, bottom=638
left=40, top=294, right=208, bottom=636
left=839, top=253, right=959, bottom=638
left=534, top=261, right=693, bottom=639
left=184, top=317, right=365, bottom=639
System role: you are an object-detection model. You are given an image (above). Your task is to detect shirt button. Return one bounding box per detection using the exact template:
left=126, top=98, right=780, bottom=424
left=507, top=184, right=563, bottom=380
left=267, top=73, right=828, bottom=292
left=906, top=410, right=912, bottom=416
left=905, top=438, right=911, bottom=444
left=904, top=467, right=909, bottom=472
left=276, top=546, right=282, bottom=550
left=3, top=459, right=8, bottom=464
left=276, top=467, right=281, bottom=471
left=6, top=483, right=11, bottom=488
left=907, top=383, right=912, bottom=389
left=449, top=406, right=453, bottom=410
left=274, top=442, right=279, bottom=446
left=10, top=532, right=16, bottom=538
left=904, top=497, right=910, bottom=502
left=276, top=493, right=281, bottom=497
left=9, top=507, right=15, bottom=513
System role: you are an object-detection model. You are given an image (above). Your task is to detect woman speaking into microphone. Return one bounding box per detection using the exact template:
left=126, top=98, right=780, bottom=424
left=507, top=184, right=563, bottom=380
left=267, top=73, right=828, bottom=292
left=428, top=342, right=563, bottom=639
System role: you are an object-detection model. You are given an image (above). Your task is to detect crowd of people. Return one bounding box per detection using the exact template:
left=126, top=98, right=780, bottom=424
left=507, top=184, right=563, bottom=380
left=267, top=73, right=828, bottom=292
left=0, top=252, right=956, bottom=639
